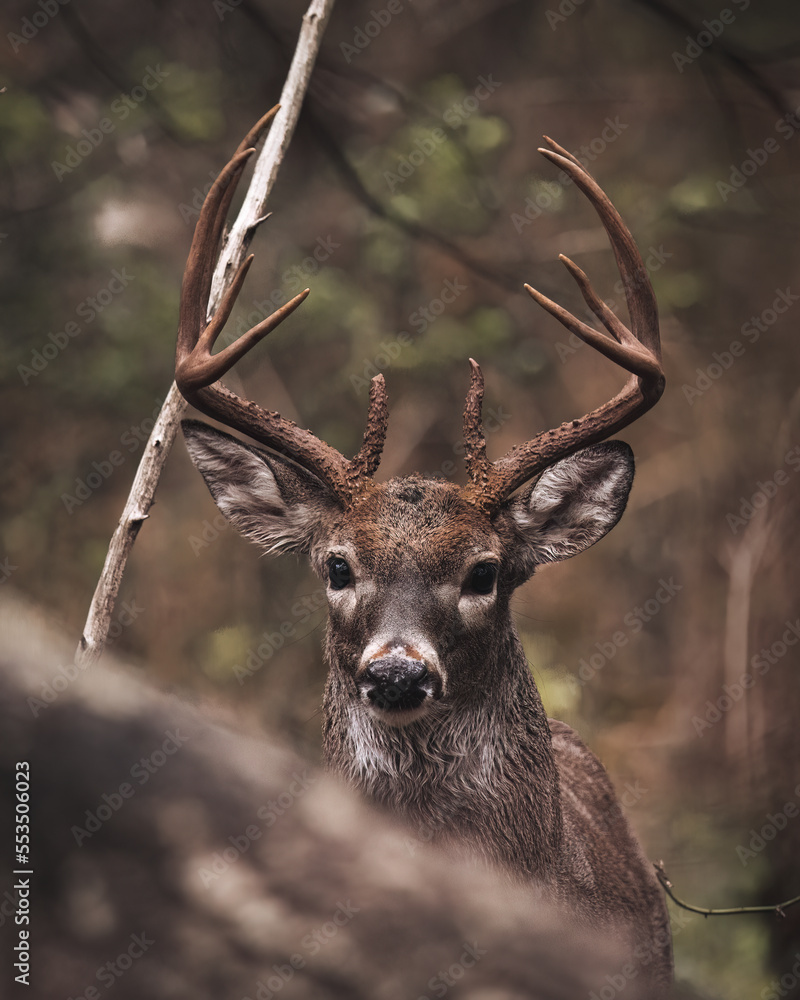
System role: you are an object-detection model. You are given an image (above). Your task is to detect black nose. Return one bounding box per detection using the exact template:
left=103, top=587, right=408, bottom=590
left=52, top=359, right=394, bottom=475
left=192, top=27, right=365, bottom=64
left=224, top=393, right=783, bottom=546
left=361, top=656, right=429, bottom=712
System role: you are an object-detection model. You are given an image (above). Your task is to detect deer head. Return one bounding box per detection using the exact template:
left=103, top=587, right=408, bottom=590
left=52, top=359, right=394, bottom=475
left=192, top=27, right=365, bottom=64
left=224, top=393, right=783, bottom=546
left=177, top=111, right=664, bottom=731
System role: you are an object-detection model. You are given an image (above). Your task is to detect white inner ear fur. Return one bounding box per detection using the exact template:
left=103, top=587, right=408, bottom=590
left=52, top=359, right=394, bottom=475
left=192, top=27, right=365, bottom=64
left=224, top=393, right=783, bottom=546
left=183, top=425, right=322, bottom=555
left=511, top=444, right=633, bottom=566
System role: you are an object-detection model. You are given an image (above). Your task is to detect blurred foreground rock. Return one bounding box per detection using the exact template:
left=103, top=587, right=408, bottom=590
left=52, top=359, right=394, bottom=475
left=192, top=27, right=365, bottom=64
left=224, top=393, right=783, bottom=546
left=0, top=592, right=664, bottom=999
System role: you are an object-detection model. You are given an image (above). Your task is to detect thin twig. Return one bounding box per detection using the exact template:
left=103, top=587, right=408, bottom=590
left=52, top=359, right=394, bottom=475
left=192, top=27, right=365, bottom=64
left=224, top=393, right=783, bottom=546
left=74, top=0, right=336, bottom=668
left=654, top=862, right=800, bottom=918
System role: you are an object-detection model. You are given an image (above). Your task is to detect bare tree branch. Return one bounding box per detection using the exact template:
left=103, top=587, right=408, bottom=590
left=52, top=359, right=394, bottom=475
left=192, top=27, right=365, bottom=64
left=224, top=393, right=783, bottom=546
left=631, top=0, right=794, bottom=119
left=655, top=862, right=800, bottom=918
left=75, top=0, right=336, bottom=669
left=209, top=0, right=335, bottom=305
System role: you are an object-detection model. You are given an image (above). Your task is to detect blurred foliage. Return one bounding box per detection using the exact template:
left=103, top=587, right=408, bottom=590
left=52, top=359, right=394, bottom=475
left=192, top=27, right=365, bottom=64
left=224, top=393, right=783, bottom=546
left=2, top=0, right=800, bottom=996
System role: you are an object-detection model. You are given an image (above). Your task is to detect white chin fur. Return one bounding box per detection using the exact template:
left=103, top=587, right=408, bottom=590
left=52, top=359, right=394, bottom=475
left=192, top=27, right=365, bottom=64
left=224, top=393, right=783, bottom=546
left=364, top=700, right=433, bottom=728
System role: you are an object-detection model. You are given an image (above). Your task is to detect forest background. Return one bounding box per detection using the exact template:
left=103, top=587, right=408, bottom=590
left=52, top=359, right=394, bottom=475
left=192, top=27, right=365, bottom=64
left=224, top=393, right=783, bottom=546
left=2, top=0, right=799, bottom=995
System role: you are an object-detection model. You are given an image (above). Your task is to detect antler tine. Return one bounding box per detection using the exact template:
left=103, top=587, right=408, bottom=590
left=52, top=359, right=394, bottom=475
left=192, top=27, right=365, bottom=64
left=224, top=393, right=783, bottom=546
left=461, top=140, right=665, bottom=512
left=539, top=140, right=660, bottom=358
left=176, top=114, right=388, bottom=503
left=177, top=149, right=251, bottom=374
left=523, top=258, right=660, bottom=380
left=463, top=359, right=487, bottom=473
left=463, top=359, right=506, bottom=497
left=178, top=107, right=282, bottom=361
left=349, top=374, right=390, bottom=483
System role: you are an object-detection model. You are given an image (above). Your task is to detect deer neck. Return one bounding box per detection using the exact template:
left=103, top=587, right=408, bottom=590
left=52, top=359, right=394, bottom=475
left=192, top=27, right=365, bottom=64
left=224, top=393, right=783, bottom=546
left=322, top=626, right=564, bottom=878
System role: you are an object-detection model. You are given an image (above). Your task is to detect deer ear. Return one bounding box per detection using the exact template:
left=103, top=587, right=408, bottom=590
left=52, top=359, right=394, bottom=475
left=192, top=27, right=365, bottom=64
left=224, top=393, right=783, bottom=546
left=182, top=420, right=338, bottom=554
left=506, top=442, right=634, bottom=567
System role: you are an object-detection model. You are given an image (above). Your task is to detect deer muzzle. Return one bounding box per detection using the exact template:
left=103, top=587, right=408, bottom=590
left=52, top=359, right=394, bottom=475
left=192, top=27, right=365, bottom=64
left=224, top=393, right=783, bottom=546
left=357, top=642, right=442, bottom=718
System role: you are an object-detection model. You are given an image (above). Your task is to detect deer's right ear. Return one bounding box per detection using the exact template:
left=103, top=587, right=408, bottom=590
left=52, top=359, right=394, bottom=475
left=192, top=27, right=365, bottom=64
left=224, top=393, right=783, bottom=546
left=181, top=420, right=339, bottom=554
left=504, top=441, right=635, bottom=572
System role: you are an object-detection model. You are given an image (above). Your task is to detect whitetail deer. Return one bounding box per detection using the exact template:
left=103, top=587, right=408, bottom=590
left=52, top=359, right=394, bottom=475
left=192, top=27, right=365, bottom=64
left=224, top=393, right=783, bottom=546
left=176, top=112, right=672, bottom=991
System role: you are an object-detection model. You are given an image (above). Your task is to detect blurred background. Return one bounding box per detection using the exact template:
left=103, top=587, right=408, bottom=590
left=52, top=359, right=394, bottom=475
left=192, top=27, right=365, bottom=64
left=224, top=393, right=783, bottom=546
left=2, top=0, right=799, bottom=995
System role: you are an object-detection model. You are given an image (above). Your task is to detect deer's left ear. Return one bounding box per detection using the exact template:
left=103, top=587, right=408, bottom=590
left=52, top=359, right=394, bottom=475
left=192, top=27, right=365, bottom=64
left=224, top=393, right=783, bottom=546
left=182, top=419, right=340, bottom=555
left=504, top=442, right=634, bottom=569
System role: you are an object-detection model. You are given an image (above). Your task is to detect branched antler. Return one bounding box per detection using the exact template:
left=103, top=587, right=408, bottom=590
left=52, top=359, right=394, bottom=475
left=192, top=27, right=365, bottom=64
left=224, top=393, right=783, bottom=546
left=461, top=136, right=665, bottom=512
left=178, top=129, right=664, bottom=513
left=176, top=111, right=388, bottom=504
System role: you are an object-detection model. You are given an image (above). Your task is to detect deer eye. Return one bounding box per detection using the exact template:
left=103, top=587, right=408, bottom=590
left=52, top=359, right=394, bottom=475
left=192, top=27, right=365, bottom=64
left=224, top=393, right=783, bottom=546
left=469, top=562, right=497, bottom=595
left=328, top=557, right=352, bottom=590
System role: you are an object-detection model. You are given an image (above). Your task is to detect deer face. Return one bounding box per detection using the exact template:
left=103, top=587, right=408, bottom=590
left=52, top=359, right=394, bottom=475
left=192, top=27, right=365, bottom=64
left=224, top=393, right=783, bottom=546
left=183, top=421, right=633, bottom=726
left=310, top=477, right=507, bottom=724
